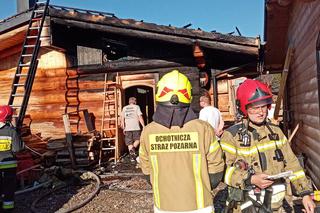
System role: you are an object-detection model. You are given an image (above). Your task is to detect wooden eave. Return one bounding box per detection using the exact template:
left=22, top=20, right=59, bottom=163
left=48, top=6, right=258, bottom=47
left=0, top=9, right=32, bottom=34
left=264, top=1, right=290, bottom=70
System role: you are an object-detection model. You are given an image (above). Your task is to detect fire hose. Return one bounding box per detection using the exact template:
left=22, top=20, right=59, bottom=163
left=30, top=170, right=101, bottom=213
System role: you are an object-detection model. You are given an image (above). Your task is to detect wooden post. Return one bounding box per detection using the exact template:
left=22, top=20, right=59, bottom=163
left=83, top=109, right=95, bottom=132
left=288, top=122, right=300, bottom=144
left=274, top=46, right=293, bottom=120
left=211, top=69, right=218, bottom=108
left=62, top=114, right=76, bottom=169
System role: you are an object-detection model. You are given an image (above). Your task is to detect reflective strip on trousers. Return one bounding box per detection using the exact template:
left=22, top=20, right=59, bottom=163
left=209, top=140, right=220, bottom=153
left=3, top=201, right=14, bottom=209
left=0, top=160, right=17, bottom=169
left=289, top=170, right=306, bottom=181
left=240, top=201, right=253, bottom=210
left=193, top=154, right=204, bottom=209
left=151, top=155, right=160, bottom=208
left=224, top=166, right=236, bottom=185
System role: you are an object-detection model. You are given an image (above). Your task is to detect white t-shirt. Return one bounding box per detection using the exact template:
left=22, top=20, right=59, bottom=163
left=199, top=106, right=221, bottom=130
left=121, top=104, right=142, bottom=131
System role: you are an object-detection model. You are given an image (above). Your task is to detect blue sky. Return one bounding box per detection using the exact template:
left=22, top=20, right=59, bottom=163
left=0, top=0, right=264, bottom=38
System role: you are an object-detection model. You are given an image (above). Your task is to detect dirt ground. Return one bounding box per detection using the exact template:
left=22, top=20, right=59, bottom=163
left=14, top=157, right=154, bottom=213
left=14, top=155, right=309, bottom=213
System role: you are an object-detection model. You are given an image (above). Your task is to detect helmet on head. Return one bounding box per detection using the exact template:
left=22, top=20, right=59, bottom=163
left=155, top=70, right=192, bottom=106
left=0, top=105, right=13, bottom=122
left=236, top=79, right=272, bottom=116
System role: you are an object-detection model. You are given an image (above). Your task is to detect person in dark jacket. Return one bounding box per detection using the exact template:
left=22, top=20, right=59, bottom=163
left=0, top=105, right=24, bottom=212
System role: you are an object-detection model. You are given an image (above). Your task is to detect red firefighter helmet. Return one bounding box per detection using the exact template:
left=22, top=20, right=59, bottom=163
left=236, top=79, right=272, bottom=116
left=0, top=105, right=14, bottom=122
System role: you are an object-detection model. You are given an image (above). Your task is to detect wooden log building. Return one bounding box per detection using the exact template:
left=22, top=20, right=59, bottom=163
left=0, top=2, right=260, bottom=140
left=264, top=0, right=320, bottom=187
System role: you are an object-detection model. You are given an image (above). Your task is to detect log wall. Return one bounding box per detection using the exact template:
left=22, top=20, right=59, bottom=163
left=0, top=47, right=203, bottom=139
left=286, top=1, right=320, bottom=187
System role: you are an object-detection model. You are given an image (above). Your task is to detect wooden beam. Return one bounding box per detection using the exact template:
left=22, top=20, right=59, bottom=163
left=211, top=69, right=218, bottom=107
left=51, top=18, right=259, bottom=56
left=274, top=46, right=293, bottom=120
left=0, top=43, right=23, bottom=59
left=77, top=58, right=191, bottom=75
left=62, top=114, right=77, bottom=169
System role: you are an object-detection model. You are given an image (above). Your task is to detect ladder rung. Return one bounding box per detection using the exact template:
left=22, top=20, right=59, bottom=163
left=101, top=138, right=116, bottom=141
left=66, top=95, right=78, bottom=97
left=102, top=128, right=117, bottom=131
left=19, top=63, right=30, bottom=67
left=34, top=9, right=45, bottom=13
left=102, top=147, right=116, bottom=151
left=31, top=18, right=42, bottom=21
left=69, top=121, right=79, bottom=125
left=25, top=45, right=36, bottom=48
left=11, top=106, right=22, bottom=109
left=68, top=112, right=80, bottom=115
left=12, top=115, right=19, bottom=118
left=12, top=93, right=25, bottom=97
left=13, top=84, right=25, bottom=87
left=16, top=74, right=28, bottom=77
left=103, top=118, right=116, bottom=121
left=29, top=26, right=40, bottom=29
left=10, top=105, right=21, bottom=107
left=27, top=36, right=38, bottom=39
left=106, top=82, right=117, bottom=85
left=105, top=91, right=116, bottom=94
left=22, top=54, right=33, bottom=57
left=68, top=114, right=80, bottom=118
left=105, top=109, right=116, bottom=112
left=104, top=100, right=116, bottom=103
left=36, top=1, right=47, bottom=4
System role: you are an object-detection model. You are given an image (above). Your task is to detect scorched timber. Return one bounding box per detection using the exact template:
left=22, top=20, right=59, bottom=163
left=51, top=18, right=258, bottom=56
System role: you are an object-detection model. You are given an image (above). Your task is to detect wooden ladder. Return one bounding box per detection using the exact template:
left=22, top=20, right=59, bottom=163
left=99, top=74, right=120, bottom=165
left=8, top=0, right=50, bottom=129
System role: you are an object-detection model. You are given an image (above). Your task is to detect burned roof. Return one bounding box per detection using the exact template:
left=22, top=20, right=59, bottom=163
left=0, top=4, right=260, bottom=71
left=1, top=4, right=259, bottom=50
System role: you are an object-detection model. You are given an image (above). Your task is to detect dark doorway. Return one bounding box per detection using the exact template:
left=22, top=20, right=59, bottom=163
left=124, top=86, right=154, bottom=125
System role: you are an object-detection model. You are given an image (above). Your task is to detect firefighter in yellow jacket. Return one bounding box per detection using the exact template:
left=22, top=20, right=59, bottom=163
left=220, top=79, right=315, bottom=212
left=0, top=105, right=24, bottom=212
left=139, top=70, right=225, bottom=213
